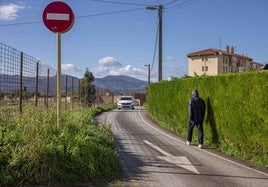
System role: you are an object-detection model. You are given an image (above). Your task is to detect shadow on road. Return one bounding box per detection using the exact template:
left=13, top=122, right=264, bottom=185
left=114, top=135, right=150, bottom=184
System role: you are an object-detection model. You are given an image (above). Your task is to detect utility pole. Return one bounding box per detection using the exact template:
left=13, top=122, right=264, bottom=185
left=144, top=64, right=151, bottom=85
left=158, top=5, right=163, bottom=81
left=146, top=5, right=163, bottom=82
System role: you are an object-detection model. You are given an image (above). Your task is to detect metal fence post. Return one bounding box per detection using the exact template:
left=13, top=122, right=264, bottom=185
left=65, top=75, right=68, bottom=109
left=46, top=68, right=50, bottom=109
left=35, top=61, right=39, bottom=107
left=78, top=79, right=80, bottom=107
left=72, top=76, right=74, bottom=109
left=19, top=52, right=23, bottom=113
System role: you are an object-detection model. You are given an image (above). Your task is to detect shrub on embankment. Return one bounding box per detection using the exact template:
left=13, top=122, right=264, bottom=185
left=147, top=71, right=268, bottom=167
left=0, top=104, right=119, bottom=186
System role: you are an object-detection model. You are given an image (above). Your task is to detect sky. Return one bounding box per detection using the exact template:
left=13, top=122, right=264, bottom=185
left=1, top=0, right=268, bottom=82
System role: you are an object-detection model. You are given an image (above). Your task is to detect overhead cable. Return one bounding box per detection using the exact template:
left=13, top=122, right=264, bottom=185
left=0, top=21, right=41, bottom=27
left=163, top=0, right=179, bottom=6
left=88, top=0, right=151, bottom=7
left=76, top=7, right=144, bottom=18
left=151, top=19, right=159, bottom=73
left=165, top=0, right=196, bottom=10
left=0, top=8, right=144, bottom=27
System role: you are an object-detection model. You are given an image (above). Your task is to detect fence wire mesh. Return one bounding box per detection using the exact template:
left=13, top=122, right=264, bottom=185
left=0, top=42, right=80, bottom=112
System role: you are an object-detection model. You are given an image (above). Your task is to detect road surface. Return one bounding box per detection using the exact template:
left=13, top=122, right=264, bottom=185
left=95, top=107, right=268, bottom=187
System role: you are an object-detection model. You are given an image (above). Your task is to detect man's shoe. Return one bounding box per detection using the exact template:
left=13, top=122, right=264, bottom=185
left=198, top=144, right=203, bottom=149
left=186, top=141, right=191, bottom=146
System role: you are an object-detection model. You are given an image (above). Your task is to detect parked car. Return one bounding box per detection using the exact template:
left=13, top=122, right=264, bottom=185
left=117, top=96, right=135, bottom=110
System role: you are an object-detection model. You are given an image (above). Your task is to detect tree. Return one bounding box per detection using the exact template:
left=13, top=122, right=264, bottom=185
left=79, top=69, right=96, bottom=107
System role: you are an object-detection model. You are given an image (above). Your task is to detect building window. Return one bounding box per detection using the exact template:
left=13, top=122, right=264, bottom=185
left=223, top=66, right=228, bottom=73
left=202, top=66, right=208, bottom=72
left=223, top=56, right=228, bottom=64
left=202, top=57, right=208, bottom=61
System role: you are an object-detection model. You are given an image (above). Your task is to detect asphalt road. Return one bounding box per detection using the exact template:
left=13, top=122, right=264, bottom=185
left=95, top=107, right=268, bottom=187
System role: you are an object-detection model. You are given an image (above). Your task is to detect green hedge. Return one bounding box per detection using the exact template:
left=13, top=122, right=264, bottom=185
left=147, top=71, right=268, bottom=167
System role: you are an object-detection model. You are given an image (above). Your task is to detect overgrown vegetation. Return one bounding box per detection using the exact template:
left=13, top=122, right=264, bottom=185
left=147, top=71, right=268, bottom=168
left=0, top=104, right=119, bottom=186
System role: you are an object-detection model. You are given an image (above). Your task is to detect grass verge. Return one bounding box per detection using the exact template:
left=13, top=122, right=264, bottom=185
left=0, top=104, right=119, bottom=186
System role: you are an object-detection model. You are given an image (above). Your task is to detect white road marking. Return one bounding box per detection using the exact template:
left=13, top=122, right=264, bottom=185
left=144, top=140, right=199, bottom=174
left=138, top=109, right=268, bottom=177
left=47, top=13, right=69, bottom=21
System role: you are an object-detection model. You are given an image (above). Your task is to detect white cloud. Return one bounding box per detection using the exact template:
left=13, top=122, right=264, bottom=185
left=166, top=56, right=173, bottom=61
left=61, top=56, right=157, bottom=81
left=62, top=63, right=83, bottom=73
left=109, top=64, right=151, bottom=80
left=98, top=56, right=122, bottom=67
left=110, top=64, right=132, bottom=76
left=91, top=56, right=152, bottom=80
left=0, top=3, right=25, bottom=21
left=92, top=65, right=109, bottom=76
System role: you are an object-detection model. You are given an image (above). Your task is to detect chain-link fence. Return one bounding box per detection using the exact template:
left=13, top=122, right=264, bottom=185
left=0, top=42, right=80, bottom=112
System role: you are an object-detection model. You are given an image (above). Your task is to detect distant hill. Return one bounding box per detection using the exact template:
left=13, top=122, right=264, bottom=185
left=0, top=74, right=147, bottom=95
left=94, top=75, right=147, bottom=94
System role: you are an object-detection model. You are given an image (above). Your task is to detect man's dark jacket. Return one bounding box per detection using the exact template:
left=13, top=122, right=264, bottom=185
left=188, top=96, right=206, bottom=122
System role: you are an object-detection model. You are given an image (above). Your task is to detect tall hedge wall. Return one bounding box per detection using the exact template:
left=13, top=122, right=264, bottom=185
left=147, top=71, right=268, bottom=167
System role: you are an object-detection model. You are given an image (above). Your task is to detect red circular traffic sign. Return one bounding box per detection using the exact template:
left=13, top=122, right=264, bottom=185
left=42, top=1, right=74, bottom=33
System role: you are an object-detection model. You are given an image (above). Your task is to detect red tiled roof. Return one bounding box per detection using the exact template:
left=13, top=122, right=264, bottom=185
left=187, top=48, right=220, bottom=56
left=251, top=61, right=263, bottom=66
left=187, top=48, right=253, bottom=60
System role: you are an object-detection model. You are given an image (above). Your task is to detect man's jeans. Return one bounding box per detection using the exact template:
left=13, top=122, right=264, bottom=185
left=187, top=121, right=203, bottom=145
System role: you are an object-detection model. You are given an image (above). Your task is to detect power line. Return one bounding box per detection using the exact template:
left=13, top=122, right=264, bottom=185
left=146, top=0, right=196, bottom=81
left=88, top=0, right=190, bottom=10
left=0, top=1, right=196, bottom=27
left=151, top=19, right=159, bottom=73
left=0, top=7, right=144, bottom=27
left=0, top=20, right=41, bottom=27
left=163, top=0, right=179, bottom=6
left=76, top=7, right=144, bottom=19
left=165, top=0, right=197, bottom=10
left=88, top=0, right=151, bottom=7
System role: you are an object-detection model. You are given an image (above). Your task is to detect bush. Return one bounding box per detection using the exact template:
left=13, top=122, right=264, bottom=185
left=0, top=105, right=119, bottom=186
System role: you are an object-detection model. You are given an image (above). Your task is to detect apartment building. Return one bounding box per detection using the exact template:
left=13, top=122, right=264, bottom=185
left=187, top=46, right=263, bottom=76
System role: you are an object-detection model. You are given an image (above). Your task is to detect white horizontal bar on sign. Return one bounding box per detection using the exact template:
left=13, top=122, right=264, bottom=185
left=47, top=13, right=69, bottom=21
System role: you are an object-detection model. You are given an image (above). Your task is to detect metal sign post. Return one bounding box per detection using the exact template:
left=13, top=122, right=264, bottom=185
left=43, top=1, right=74, bottom=133
left=56, top=32, right=62, bottom=132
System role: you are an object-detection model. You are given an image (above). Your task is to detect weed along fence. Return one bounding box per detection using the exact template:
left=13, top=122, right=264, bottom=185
left=0, top=42, right=80, bottom=112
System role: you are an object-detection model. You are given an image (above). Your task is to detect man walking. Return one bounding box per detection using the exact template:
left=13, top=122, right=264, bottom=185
left=186, top=90, right=206, bottom=149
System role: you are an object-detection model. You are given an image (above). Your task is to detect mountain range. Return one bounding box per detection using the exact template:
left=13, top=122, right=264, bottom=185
left=94, top=75, right=147, bottom=94
left=0, top=74, right=147, bottom=95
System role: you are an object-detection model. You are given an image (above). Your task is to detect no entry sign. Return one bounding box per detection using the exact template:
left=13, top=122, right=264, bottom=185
left=42, top=1, right=74, bottom=33
left=42, top=1, right=75, bottom=132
